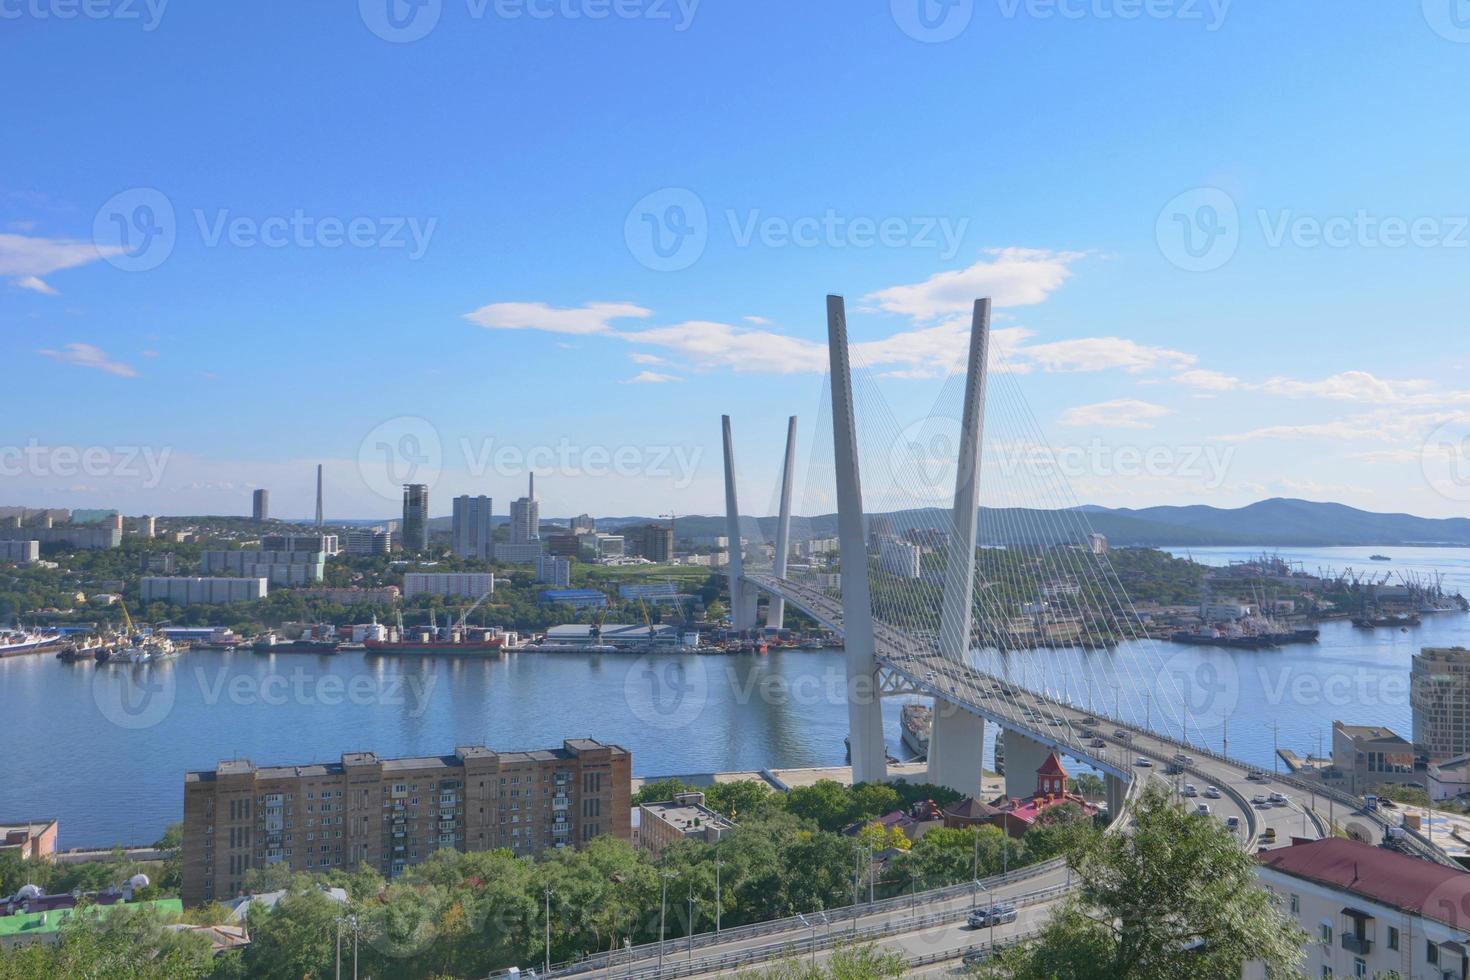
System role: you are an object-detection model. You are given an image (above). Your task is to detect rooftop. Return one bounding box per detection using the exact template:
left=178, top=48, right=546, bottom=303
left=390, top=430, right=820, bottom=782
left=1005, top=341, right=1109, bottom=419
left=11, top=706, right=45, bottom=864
left=1334, top=721, right=1409, bottom=744
left=187, top=739, right=627, bottom=781
left=1258, top=836, right=1470, bottom=925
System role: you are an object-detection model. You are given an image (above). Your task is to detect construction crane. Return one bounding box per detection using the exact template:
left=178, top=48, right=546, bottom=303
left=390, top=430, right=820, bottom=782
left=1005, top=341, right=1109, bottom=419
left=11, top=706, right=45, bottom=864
left=455, top=589, right=494, bottom=630
left=118, top=596, right=135, bottom=636
left=637, top=596, right=656, bottom=641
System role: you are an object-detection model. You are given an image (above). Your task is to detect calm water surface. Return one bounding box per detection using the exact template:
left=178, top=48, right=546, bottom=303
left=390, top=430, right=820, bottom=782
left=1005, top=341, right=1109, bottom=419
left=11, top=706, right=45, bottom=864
left=4, top=545, right=1467, bottom=847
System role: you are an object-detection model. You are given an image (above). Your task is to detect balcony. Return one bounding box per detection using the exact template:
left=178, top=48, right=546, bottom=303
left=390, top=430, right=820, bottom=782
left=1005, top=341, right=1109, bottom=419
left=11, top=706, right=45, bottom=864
left=1341, top=934, right=1373, bottom=955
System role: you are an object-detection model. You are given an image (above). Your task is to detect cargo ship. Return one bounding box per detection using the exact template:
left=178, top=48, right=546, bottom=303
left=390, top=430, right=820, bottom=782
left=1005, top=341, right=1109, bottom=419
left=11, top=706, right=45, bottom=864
left=252, top=626, right=340, bottom=655
left=364, top=626, right=513, bottom=656
left=901, top=701, right=932, bottom=759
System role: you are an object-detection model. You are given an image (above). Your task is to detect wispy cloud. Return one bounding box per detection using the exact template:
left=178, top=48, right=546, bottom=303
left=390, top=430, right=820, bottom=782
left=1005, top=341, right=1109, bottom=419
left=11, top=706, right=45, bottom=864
left=463, top=300, right=651, bottom=335
left=1258, top=370, right=1436, bottom=403
left=37, top=342, right=139, bottom=378
left=621, top=370, right=681, bottom=385
left=629, top=352, right=666, bottom=365
left=1172, top=368, right=1242, bottom=391
left=861, top=247, right=1084, bottom=320
left=0, top=232, right=122, bottom=295
left=1058, top=399, right=1173, bottom=429
left=1021, top=337, right=1195, bottom=374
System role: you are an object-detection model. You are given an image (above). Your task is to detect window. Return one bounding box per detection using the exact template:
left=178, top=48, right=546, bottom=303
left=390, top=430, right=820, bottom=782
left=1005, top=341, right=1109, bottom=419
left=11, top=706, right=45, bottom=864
left=1289, top=894, right=1300, bottom=915
left=1387, top=926, right=1399, bottom=950
left=1319, top=924, right=1332, bottom=945
left=1428, top=940, right=1439, bottom=964
left=1352, top=958, right=1366, bottom=978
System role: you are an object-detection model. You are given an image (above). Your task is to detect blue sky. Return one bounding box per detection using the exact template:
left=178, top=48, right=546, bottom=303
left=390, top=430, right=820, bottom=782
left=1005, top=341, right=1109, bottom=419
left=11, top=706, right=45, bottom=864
left=5, top=0, right=1470, bottom=520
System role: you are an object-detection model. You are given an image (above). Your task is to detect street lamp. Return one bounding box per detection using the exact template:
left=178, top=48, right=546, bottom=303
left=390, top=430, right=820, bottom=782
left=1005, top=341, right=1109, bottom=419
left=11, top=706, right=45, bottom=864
left=657, top=870, right=677, bottom=978
left=544, top=886, right=555, bottom=977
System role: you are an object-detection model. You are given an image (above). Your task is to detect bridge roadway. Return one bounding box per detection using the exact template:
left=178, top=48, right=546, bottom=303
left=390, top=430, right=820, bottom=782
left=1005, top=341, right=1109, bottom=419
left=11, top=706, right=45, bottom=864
left=744, top=573, right=1381, bottom=855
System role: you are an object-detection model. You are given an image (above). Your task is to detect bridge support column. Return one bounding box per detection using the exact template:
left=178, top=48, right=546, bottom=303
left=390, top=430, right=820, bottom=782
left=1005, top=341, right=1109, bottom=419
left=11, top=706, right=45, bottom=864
left=827, top=295, right=886, bottom=785
left=1105, top=773, right=1126, bottom=823
left=927, top=700, right=986, bottom=799
left=721, top=415, right=756, bottom=632
left=766, top=416, right=797, bottom=631
left=1002, top=729, right=1052, bottom=799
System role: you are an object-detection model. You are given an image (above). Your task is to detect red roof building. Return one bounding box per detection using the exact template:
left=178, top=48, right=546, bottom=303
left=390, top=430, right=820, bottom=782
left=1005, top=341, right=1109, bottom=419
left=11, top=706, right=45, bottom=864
left=989, top=751, right=1097, bottom=839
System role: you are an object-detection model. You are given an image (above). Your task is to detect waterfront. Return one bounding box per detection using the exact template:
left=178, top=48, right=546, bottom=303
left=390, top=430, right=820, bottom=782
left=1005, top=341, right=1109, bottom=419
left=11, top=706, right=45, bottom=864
left=4, top=545, right=1468, bottom=849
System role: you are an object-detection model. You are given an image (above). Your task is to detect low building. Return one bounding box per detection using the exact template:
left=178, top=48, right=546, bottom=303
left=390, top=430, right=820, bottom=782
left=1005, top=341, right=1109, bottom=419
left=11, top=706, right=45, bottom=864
left=345, top=529, right=393, bottom=555
left=1429, top=753, right=1470, bottom=801
left=0, top=525, right=119, bottom=550
left=1201, top=599, right=1253, bottom=622
left=538, top=589, right=609, bottom=610
left=201, top=550, right=326, bottom=585
left=142, top=577, right=268, bottom=605
left=0, top=820, right=57, bottom=861
left=941, top=798, right=1002, bottom=830
left=638, top=792, right=731, bottom=855
left=539, top=623, right=684, bottom=650
left=402, top=572, right=494, bottom=600
left=988, top=752, right=1098, bottom=839
left=495, top=541, right=545, bottom=565
left=261, top=533, right=340, bottom=556
left=0, top=541, right=39, bottom=564
left=1250, top=836, right=1470, bottom=980
left=1331, top=720, right=1416, bottom=795
left=1, top=896, right=181, bottom=948
left=182, top=739, right=631, bottom=906
left=535, top=555, right=571, bottom=587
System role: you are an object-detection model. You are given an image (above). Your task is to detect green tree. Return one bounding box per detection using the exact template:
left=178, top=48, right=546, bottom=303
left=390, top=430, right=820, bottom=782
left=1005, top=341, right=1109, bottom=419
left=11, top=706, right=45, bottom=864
left=784, top=781, right=857, bottom=833
left=1021, top=801, right=1096, bottom=862
left=983, top=785, right=1303, bottom=980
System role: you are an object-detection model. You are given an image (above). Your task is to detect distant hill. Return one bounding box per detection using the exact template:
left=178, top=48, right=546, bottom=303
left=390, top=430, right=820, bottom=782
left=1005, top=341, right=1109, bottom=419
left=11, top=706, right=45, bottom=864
left=595, top=499, right=1470, bottom=548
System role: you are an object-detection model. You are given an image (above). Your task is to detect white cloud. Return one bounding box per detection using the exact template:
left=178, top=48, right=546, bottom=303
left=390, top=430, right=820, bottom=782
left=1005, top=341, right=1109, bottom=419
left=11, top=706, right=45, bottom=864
left=629, top=353, right=666, bottom=365
left=621, top=320, right=829, bottom=375
left=620, top=370, right=681, bottom=385
left=1020, top=337, right=1196, bottom=374
left=1058, top=399, right=1173, bottom=429
left=14, top=275, right=58, bottom=295
left=744, top=315, right=773, bottom=326
left=861, top=247, right=1084, bottom=320
left=462, top=301, right=651, bottom=335
left=1258, top=370, right=1435, bottom=403
left=1173, top=368, right=1241, bottom=391
left=37, top=342, right=139, bottom=378
left=0, top=232, right=120, bottom=294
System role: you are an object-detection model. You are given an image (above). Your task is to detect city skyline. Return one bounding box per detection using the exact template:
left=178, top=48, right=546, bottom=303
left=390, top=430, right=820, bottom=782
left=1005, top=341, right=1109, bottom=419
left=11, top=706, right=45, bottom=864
left=6, top=3, right=1470, bottom=519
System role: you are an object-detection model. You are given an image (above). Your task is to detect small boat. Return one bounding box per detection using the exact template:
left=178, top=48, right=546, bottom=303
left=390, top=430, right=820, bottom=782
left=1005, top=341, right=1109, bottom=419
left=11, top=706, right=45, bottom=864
left=1369, top=554, right=1391, bottom=562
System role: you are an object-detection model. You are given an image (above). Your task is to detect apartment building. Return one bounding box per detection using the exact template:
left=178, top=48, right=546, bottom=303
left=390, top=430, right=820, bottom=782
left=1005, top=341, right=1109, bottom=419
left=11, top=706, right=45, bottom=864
left=1249, top=836, right=1470, bottom=980
left=182, top=739, right=630, bottom=907
left=1412, top=646, right=1470, bottom=762
left=402, top=572, right=495, bottom=599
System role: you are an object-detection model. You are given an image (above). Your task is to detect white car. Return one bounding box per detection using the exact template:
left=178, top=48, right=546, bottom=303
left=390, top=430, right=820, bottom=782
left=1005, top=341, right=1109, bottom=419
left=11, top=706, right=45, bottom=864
left=1269, top=792, right=1289, bottom=807
left=1204, top=786, right=1221, bottom=799
left=1182, top=784, right=1198, bottom=797
left=1225, top=815, right=1240, bottom=832
left=1136, top=757, right=1153, bottom=767
left=1251, top=794, right=1269, bottom=807
left=1195, top=803, right=1211, bottom=817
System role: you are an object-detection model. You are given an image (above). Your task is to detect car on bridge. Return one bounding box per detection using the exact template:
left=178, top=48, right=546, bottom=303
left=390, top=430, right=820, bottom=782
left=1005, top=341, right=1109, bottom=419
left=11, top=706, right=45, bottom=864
left=1204, top=785, right=1221, bottom=799
left=1183, top=784, right=1198, bottom=797
left=1136, top=757, right=1152, bottom=767
left=967, top=904, right=1019, bottom=929
left=1225, top=815, right=1240, bottom=832
left=1090, top=737, right=1106, bottom=748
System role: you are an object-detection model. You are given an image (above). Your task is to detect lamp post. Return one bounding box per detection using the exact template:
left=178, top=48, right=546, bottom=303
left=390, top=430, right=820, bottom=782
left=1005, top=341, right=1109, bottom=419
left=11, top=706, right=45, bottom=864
left=687, top=885, right=696, bottom=964
left=714, top=847, right=722, bottom=936
left=657, top=870, right=676, bottom=978
left=544, top=886, right=555, bottom=977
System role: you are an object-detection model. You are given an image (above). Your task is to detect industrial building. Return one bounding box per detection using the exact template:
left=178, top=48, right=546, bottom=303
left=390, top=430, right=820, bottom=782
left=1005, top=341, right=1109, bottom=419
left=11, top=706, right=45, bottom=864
left=181, top=739, right=631, bottom=906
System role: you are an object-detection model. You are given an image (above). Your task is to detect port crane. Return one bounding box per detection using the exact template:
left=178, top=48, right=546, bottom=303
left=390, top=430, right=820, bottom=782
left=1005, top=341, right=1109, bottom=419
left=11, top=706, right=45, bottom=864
left=455, top=590, right=494, bottom=630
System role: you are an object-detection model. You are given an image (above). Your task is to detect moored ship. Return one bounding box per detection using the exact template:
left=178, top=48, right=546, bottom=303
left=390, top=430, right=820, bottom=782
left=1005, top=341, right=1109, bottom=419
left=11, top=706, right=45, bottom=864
left=0, top=627, right=64, bottom=658
left=252, top=625, right=340, bottom=654
left=901, top=701, right=932, bottom=759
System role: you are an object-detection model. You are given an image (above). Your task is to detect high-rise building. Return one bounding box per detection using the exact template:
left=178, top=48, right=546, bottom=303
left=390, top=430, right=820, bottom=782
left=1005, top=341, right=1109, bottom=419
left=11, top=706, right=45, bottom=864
left=1412, top=646, right=1470, bottom=762
left=402, top=572, right=495, bottom=599
left=315, top=464, right=324, bottom=526
left=402, top=484, right=430, bottom=553
left=632, top=524, right=675, bottom=562
left=509, top=474, right=540, bottom=546
left=878, top=537, right=922, bottom=579
left=345, top=529, right=393, bottom=555
left=132, top=515, right=156, bottom=538
left=252, top=489, right=269, bottom=523
left=451, top=495, right=493, bottom=559
left=181, top=739, right=632, bottom=906
left=570, top=514, right=596, bottom=534
left=534, top=554, right=571, bottom=587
